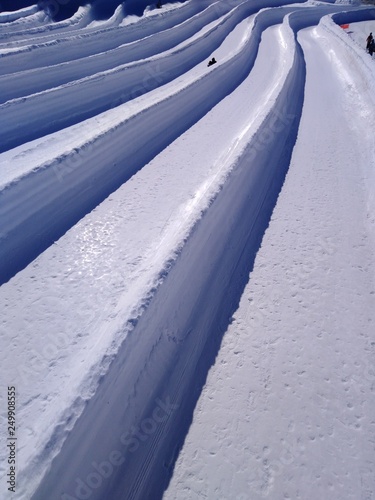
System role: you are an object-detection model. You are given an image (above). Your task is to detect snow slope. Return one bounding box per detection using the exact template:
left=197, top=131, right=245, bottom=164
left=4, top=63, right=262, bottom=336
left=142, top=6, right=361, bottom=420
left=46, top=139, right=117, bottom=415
left=0, top=5, right=39, bottom=24
left=0, top=1, right=374, bottom=499
left=0, top=2, right=228, bottom=102
left=0, top=0, right=277, bottom=152
left=0, top=6, right=93, bottom=45
left=0, top=6, right=45, bottom=30
left=165, top=14, right=375, bottom=500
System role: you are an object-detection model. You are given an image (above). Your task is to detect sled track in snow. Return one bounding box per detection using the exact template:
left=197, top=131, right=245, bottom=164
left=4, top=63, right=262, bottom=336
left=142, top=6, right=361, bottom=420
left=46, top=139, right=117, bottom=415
left=0, top=2, right=230, bottom=102
left=0, top=1, right=212, bottom=75
left=0, top=5, right=39, bottom=24
left=0, top=0, right=274, bottom=149
left=1, top=1, right=375, bottom=498
left=0, top=0, right=303, bottom=283
left=0, top=6, right=94, bottom=44
left=1, top=0, right=355, bottom=284
left=0, top=6, right=45, bottom=31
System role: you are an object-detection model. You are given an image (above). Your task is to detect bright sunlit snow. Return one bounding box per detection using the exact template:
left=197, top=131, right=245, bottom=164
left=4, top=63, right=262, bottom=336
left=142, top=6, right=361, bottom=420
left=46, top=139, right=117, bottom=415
left=0, top=1, right=374, bottom=499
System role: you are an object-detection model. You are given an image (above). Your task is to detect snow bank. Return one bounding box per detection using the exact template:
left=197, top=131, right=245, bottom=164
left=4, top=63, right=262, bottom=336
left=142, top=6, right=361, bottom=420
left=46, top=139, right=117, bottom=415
left=0, top=6, right=92, bottom=44
left=0, top=0, right=305, bottom=283
left=165, top=10, right=375, bottom=500
left=0, top=5, right=41, bottom=25
left=318, top=10, right=375, bottom=239
left=0, top=2, right=232, bottom=103
left=29, top=9, right=305, bottom=500
left=0, top=0, right=208, bottom=74
left=1, top=1, right=374, bottom=500
left=0, top=0, right=246, bottom=149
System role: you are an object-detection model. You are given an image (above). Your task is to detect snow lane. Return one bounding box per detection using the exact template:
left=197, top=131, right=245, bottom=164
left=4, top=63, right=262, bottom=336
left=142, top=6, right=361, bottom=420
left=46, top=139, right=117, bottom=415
left=0, top=4, right=127, bottom=48
left=0, top=2, right=233, bottom=103
left=1, top=11, right=299, bottom=498
left=30, top=14, right=305, bottom=500
left=164, top=17, right=375, bottom=500
left=0, top=5, right=40, bottom=24
left=0, top=1, right=306, bottom=284
left=0, top=1, right=209, bottom=76
left=0, top=1, right=247, bottom=144
left=0, top=8, right=46, bottom=32
left=316, top=13, right=375, bottom=278
left=0, top=6, right=92, bottom=44
left=0, top=0, right=305, bottom=151
left=1, top=3, right=374, bottom=500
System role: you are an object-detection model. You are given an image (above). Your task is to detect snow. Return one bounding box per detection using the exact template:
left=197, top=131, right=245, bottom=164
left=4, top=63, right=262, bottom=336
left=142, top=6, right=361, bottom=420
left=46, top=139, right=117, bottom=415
left=0, top=7, right=93, bottom=46
left=0, top=1, right=374, bottom=499
left=0, top=6, right=45, bottom=28
left=165, top=16, right=375, bottom=500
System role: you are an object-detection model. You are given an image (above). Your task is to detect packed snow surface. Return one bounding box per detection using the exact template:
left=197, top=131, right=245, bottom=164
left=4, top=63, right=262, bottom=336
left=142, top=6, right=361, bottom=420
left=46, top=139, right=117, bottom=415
left=0, top=1, right=374, bottom=499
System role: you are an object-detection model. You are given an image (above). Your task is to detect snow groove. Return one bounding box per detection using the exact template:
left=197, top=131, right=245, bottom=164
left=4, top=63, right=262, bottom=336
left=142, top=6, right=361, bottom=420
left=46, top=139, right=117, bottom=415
left=31, top=10, right=308, bottom=500
left=0, top=6, right=92, bottom=44
left=0, top=0, right=305, bottom=152
left=0, top=2, right=230, bottom=103
left=0, top=6, right=44, bottom=29
left=1, top=2, right=374, bottom=499
left=0, top=1, right=303, bottom=284
left=0, top=1, right=211, bottom=75
left=0, top=0, right=253, bottom=149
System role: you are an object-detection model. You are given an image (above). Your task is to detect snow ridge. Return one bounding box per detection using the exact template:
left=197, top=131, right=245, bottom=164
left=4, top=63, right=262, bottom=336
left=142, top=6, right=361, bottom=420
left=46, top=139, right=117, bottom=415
left=1, top=1, right=374, bottom=499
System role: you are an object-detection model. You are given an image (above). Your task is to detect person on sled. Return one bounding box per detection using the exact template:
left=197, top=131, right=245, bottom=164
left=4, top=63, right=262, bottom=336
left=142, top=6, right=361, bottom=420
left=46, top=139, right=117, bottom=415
left=369, top=38, right=375, bottom=57
left=366, top=32, right=373, bottom=52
